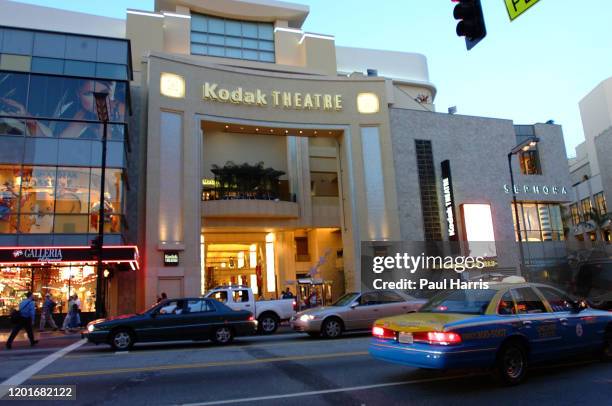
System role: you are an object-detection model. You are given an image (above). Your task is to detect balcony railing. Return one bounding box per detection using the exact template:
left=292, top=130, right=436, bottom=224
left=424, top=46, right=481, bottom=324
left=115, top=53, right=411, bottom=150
left=202, top=189, right=296, bottom=202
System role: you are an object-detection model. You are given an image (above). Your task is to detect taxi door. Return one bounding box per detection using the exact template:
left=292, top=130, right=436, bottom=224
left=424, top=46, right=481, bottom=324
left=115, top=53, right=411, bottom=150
left=511, top=287, right=562, bottom=361
left=535, top=286, right=583, bottom=352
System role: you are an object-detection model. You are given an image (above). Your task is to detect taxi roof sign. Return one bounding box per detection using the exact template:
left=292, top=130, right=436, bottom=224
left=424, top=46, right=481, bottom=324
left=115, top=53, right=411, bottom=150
left=505, top=0, right=541, bottom=21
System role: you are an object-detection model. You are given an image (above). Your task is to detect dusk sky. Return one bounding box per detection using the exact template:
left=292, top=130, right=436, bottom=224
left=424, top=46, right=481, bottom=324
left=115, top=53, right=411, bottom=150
left=16, top=0, right=612, bottom=157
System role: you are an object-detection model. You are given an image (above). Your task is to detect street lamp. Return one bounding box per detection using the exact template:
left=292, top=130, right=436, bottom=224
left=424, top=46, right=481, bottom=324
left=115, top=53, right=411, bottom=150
left=507, top=137, right=539, bottom=276
left=93, top=92, right=109, bottom=318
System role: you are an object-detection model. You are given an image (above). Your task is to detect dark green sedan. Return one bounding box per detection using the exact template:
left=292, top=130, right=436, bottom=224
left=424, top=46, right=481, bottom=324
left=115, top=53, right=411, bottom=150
left=83, top=297, right=257, bottom=350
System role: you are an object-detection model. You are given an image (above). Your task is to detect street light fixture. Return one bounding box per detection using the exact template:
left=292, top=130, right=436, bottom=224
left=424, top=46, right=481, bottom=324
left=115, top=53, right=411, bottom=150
left=93, top=91, right=109, bottom=318
left=507, top=136, right=539, bottom=276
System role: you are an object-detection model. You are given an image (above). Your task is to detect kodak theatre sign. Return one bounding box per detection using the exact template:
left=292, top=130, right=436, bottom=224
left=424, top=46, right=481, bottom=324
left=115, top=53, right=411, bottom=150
left=203, top=82, right=343, bottom=111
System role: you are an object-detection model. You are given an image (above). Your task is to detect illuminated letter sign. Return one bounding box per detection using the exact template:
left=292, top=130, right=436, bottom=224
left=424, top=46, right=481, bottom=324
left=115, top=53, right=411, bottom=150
left=441, top=160, right=458, bottom=241
left=164, top=251, right=179, bottom=266
left=202, top=82, right=342, bottom=111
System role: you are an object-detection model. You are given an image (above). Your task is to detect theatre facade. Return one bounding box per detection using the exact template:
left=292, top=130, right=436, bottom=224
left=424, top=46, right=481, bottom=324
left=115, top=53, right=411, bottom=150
left=0, top=0, right=574, bottom=316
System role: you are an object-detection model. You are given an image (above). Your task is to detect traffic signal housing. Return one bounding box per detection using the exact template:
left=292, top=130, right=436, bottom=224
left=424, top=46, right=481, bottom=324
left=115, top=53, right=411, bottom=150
left=453, top=0, right=486, bottom=50
left=90, top=236, right=102, bottom=259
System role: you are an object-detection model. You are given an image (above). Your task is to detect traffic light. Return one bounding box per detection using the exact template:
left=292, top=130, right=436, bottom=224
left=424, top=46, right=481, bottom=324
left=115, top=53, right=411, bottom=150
left=90, top=237, right=102, bottom=258
left=453, top=0, right=486, bottom=50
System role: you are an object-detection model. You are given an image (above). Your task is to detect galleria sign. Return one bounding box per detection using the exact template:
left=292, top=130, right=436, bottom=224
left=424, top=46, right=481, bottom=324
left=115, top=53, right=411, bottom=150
left=503, top=184, right=568, bottom=195
left=13, top=248, right=63, bottom=262
left=203, top=82, right=343, bottom=111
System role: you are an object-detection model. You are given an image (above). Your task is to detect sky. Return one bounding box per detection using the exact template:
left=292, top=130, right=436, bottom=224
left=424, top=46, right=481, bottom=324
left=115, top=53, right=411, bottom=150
left=14, top=0, right=612, bottom=157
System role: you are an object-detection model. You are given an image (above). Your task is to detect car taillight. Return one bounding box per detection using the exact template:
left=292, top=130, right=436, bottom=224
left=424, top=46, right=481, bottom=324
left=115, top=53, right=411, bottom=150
left=293, top=300, right=297, bottom=311
left=372, top=326, right=396, bottom=339
left=413, top=331, right=462, bottom=345
left=248, top=315, right=255, bottom=321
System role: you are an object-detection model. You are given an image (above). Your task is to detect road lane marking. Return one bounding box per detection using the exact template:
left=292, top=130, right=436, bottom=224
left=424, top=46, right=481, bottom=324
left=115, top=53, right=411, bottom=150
left=63, top=335, right=370, bottom=360
left=178, top=374, right=482, bottom=405
left=31, top=351, right=369, bottom=380
left=0, top=339, right=86, bottom=399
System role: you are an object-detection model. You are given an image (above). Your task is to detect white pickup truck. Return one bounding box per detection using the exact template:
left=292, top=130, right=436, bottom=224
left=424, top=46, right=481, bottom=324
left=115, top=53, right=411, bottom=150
left=205, top=286, right=296, bottom=334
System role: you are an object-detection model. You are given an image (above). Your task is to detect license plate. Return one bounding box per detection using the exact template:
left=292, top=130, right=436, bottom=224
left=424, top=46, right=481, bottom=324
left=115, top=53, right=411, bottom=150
left=398, top=332, right=413, bottom=344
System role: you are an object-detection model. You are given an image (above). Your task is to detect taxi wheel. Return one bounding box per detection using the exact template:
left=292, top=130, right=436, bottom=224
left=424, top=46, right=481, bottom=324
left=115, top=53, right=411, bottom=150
left=212, top=326, right=234, bottom=345
left=495, top=342, right=527, bottom=386
left=110, top=329, right=134, bottom=351
left=321, top=318, right=343, bottom=339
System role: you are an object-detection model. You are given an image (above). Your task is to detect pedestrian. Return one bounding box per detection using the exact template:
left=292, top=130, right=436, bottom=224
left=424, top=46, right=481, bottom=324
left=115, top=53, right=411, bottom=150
left=62, top=295, right=75, bottom=332
left=68, top=299, right=81, bottom=331
left=308, top=291, right=319, bottom=308
left=281, top=288, right=294, bottom=299
left=157, top=292, right=168, bottom=303
left=5, top=292, right=39, bottom=349
left=39, top=293, right=58, bottom=331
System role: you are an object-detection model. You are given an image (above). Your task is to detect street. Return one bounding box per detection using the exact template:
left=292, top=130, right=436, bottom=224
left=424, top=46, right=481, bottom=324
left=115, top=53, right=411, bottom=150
left=1, top=330, right=611, bottom=405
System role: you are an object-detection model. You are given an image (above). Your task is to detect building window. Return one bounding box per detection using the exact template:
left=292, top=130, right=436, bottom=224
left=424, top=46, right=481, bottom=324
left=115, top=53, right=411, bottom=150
left=581, top=198, right=592, bottom=221
left=570, top=203, right=580, bottom=225
left=512, top=203, right=564, bottom=241
left=0, top=164, right=123, bottom=234
left=190, top=13, right=275, bottom=63
left=415, top=140, right=442, bottom=241
left=310, top=172, right=339, bottom=197
left=295, top=236, right=310, bottom=262
left=519, top=148, right=541, bottom=175
left=594, top=192, right=607, bottom=216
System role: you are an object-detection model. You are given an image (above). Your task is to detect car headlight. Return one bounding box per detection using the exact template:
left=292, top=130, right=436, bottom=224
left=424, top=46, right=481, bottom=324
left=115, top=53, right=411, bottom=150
left=299, top=314, right=317, bottom=322
left=87, top=324, right=95, bottom=332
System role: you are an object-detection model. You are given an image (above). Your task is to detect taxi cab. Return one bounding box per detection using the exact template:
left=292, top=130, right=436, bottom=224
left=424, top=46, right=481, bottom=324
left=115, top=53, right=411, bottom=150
left=369, top=280, right=612, bottom=385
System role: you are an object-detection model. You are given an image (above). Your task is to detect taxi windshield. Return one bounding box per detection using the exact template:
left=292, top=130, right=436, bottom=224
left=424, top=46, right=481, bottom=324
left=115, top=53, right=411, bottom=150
left=420, top=289, right=497, bottom=315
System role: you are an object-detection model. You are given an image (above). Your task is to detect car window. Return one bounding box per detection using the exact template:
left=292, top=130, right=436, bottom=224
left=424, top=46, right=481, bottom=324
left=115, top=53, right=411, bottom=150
left=332, top=293, right=360, bottom=306
left=158, top=300, right=180, bottom=315
left=497, top=291, right=516, bottom=315
left=232, top=290, right=250, bottom=303
left=420, top=289, right=497, bottom=315
left=359, top=292, right=380, bottom=306
left=512, top=288, right=548, bottom=314
left=537, top=287, right=574, bottom=312
left=379, top=291, right=405, bottom=303
left=184, top=299, right=215, bottom=313
left=210, top=291, right=228, bottom=303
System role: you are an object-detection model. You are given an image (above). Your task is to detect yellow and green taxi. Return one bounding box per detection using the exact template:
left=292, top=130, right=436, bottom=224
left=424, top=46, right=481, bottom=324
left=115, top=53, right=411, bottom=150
left=369, top=281, right=612, bottom=385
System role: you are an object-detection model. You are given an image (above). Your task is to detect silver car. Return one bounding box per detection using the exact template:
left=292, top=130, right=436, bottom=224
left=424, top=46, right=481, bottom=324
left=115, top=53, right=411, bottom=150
left=290, top=290, right=426, bottom=338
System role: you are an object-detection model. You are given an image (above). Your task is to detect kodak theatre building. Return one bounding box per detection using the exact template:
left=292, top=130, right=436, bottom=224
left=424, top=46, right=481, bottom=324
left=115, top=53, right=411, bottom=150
left=0, top=0, right=573, bottom=316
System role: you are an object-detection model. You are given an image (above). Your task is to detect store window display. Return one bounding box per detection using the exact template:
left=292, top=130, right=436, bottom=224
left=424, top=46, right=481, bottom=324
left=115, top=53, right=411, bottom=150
left=0, top=165, right=123, bottom=234
left=0, top=265, right=98, bottom=316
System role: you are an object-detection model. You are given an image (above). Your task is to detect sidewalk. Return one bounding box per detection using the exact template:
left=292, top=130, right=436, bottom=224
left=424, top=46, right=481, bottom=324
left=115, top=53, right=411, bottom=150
left=0, top=329, right=81, bottom=343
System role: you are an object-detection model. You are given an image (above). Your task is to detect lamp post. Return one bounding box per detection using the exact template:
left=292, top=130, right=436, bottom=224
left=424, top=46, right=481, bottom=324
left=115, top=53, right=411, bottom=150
left=93, top=92, right=109, bottom=318
left=507, top=137, right=539, bottom=276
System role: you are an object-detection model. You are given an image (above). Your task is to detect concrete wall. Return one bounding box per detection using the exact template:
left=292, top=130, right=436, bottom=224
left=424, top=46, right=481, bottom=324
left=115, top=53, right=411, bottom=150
left=578, top=76, right=612, bottom=176
left=389, top=108, right=572, bottom=272
left=0, top=0, right=125, bottom=38
left=202, top=130, right=289, bottom=179
left=595, top=128, right=612, bottom=214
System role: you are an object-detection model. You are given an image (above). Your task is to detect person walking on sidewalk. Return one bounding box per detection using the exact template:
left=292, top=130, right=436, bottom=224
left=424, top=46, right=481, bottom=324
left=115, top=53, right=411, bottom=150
left=39, top=293, right=58, bottom=331
left=5, top=292, right=39, bottom=349
left=62, top=295, right=75, bottom=332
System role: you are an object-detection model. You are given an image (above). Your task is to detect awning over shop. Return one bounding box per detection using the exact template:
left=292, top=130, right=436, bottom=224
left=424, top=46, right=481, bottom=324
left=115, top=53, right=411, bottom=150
left=0, top=245, right=139, bottom=270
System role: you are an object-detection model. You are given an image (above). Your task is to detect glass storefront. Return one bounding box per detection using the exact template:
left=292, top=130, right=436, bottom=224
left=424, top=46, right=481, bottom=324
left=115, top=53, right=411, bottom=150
left=512, top=202, right=565, bottom=242
left=0, top=72, right=126, bottom=127
left=0, top=264, right=97, bottom=316
left=0, top=165, right=123, bottom=234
